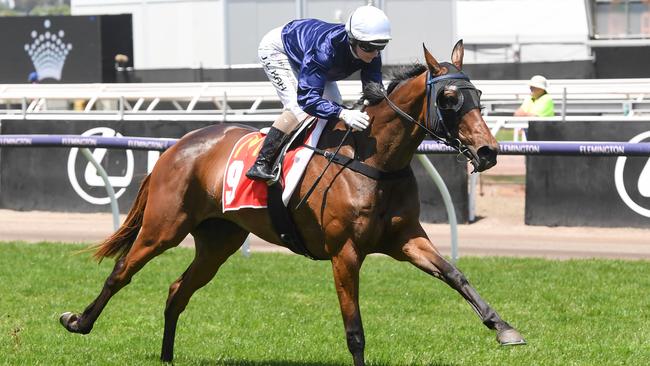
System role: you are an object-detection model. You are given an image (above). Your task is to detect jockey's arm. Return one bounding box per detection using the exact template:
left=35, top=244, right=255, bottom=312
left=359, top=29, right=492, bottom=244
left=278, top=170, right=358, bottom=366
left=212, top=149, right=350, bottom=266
left=297, top=52, right=343, bottom=120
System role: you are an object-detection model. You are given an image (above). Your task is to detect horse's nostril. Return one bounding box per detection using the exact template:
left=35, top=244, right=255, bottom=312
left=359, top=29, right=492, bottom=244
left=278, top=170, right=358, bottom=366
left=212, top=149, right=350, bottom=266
left=476, top=145, right=498, bottom=171
left=477, top=146, right=497, bottom=162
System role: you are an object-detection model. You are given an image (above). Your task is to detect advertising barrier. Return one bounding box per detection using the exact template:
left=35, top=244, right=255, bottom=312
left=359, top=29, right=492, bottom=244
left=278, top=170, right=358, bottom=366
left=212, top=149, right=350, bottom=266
left=0, top=120, right=467, bottom=223
left=0, top=120, right=209, bottom=213
left=526, top=121, right=650, bottom=228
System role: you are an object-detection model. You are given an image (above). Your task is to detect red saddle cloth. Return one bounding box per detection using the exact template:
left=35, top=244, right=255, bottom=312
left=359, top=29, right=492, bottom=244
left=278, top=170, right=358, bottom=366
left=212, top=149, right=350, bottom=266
left=222, top=121, right=325, bottom=211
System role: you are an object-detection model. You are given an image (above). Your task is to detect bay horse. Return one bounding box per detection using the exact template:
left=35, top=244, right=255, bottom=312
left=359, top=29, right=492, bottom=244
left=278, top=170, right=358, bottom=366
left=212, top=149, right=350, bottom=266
left=60, top=40, right=525, bottom=365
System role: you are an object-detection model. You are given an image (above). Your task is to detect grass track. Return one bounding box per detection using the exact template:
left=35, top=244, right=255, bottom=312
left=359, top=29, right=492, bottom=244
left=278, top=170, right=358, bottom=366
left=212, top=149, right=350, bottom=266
left=1, top=242, right=649, bottom=365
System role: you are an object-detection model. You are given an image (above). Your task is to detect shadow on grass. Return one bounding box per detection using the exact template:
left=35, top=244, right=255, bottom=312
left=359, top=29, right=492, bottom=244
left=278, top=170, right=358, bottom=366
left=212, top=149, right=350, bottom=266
left=145, top=350, right=458, bottom=366
left=190, top=359, right=456, bottom=366
left=145, top=351, right=458, bottom=366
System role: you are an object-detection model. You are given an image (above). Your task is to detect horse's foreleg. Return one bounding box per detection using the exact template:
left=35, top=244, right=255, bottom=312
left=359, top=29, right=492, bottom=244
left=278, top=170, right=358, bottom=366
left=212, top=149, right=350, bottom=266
left=331, top=243, right=366, bottom=366
left=60, top=219, right=191, bottom=335
left=393, top=231, right=525, bottom=346
left=161, top=219, right=248, bottom=363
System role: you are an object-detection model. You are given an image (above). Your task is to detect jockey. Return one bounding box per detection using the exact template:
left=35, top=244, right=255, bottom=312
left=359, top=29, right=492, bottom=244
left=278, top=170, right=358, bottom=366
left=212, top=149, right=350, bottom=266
left=246, top=4, right=392, bottom=181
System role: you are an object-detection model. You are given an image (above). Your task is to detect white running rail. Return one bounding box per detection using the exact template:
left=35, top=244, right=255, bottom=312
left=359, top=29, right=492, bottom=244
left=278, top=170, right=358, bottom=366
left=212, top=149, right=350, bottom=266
left=2, top=78, right=650, bottom=118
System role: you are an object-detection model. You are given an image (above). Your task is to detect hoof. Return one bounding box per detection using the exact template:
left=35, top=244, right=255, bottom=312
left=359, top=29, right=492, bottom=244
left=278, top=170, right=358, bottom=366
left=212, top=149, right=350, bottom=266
left=60, top=312, right=77, bottom=329
left=60, top=312, right=90, bottom=334
left=497, top=328, right=526, bottom=346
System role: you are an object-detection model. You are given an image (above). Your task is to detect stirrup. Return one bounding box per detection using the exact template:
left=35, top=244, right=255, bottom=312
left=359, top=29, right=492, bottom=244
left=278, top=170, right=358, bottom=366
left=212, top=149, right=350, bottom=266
left=246, top=162, right=274, bottom=181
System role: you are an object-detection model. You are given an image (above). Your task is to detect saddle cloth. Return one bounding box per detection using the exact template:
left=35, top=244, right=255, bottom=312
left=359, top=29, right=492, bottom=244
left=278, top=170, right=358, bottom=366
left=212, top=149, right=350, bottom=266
left=222, top=119, right=327, bottom=212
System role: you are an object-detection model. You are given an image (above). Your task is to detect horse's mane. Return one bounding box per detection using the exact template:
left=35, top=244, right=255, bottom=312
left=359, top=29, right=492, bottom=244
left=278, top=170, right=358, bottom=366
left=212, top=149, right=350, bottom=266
left=363, top=63, right=428, bottom=106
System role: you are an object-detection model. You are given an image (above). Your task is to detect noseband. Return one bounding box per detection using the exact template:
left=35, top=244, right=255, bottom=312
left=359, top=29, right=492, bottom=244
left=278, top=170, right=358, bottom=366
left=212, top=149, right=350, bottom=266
left=381, top=71, right=482, bottom=170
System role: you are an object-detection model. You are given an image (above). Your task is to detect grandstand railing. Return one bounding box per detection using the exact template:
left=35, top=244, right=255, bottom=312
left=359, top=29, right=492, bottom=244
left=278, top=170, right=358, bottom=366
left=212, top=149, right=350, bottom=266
left=2, top=78, right=650, bottom=118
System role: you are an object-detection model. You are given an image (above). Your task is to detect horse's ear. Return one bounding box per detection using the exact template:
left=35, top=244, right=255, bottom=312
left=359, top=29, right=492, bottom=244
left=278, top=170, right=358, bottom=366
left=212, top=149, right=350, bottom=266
left=451, top=39, right=464, bottom=70
left=423, top=43, right=442, bottom=75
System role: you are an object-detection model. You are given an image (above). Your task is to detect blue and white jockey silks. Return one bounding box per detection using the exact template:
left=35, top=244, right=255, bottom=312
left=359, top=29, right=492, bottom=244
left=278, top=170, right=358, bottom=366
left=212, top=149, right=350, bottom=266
left=258, top=19, right=383, bottom=122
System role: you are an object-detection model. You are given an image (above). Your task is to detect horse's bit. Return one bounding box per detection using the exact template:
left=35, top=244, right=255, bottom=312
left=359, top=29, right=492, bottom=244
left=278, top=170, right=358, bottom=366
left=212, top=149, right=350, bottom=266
left=381, top=71, right=483, bottom=171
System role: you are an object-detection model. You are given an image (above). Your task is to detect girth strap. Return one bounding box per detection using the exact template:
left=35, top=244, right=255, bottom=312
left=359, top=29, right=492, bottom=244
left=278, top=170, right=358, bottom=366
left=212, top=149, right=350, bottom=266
left=303, top=145, right=412, bottom=180
left=267, top=181, right=321, bottom=260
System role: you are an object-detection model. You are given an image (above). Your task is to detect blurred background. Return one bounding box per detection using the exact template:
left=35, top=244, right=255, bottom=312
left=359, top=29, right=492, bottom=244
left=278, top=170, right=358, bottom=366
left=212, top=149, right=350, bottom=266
left=0, top=0, right=649, bottom=231
left=0, top=0, right=648, bottom=83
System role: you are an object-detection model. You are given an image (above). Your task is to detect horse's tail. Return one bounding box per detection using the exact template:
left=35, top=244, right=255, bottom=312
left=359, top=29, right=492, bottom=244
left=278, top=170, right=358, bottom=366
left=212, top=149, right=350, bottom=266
left=93, top=174, right=151, bottom=262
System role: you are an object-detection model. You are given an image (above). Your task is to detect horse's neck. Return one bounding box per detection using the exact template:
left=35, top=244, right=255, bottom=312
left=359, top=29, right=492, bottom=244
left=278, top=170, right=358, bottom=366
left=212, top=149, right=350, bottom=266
left=363, top=73, right=427, bottom=171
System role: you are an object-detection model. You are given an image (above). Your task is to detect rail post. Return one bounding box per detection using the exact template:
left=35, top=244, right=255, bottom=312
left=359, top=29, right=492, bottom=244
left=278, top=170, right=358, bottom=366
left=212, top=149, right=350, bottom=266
left=79, top=148, right=120, bottom=231
left=416, top=154, right=459, bottom=263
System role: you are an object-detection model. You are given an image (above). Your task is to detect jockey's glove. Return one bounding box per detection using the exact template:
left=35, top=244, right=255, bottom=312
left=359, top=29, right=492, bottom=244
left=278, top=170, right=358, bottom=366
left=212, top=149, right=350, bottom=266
left=339, top=109, right=370, bottom=131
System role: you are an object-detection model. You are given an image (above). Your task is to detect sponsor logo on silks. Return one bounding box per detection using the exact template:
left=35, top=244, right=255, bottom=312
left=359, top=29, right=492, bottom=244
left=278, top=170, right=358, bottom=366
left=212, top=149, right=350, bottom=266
left=67, top=127, right=134, bottom=205
left=614, top=131, right=650, bottom=218
left=24, top=19, right=73, bottom=82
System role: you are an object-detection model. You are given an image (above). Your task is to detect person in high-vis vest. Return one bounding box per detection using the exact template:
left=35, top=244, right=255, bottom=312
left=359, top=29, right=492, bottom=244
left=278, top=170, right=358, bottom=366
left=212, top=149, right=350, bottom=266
left=514, top=75, right=555, bottom=117
left=246, top=5, right=392, bottom=181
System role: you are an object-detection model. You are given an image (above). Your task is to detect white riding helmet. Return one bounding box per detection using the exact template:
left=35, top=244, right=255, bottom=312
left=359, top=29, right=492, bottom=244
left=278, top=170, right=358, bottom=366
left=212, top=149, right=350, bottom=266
left=345, top=5, right=392, bottom=44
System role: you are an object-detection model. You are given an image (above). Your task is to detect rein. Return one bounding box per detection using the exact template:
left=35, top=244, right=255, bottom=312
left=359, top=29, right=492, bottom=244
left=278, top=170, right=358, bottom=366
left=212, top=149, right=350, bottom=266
left=295, top=126, right=353, bottom=210
left=382, top=71, right=480, bottom=170
left=294, top=70, right=482, bottom=209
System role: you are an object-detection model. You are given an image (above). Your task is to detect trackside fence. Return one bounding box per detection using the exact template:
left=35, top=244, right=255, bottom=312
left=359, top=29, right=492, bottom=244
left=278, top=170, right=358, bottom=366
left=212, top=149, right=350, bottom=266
left=3, top=134, right=649, bottom=155
left=1, top=134, right=648, bottom=262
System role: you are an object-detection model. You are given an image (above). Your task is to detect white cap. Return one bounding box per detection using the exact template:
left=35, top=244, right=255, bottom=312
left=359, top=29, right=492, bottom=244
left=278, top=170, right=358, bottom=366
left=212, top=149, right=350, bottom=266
left=345, top=5, right=392, bottom=43
left=527, top=75, right=548, bottom=91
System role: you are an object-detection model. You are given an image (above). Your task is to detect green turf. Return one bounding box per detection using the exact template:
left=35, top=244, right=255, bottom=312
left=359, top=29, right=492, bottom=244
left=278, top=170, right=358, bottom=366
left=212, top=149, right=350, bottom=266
left=494, top=129, right=515, bottom=142
left=1, top=242, right=649, bottom=365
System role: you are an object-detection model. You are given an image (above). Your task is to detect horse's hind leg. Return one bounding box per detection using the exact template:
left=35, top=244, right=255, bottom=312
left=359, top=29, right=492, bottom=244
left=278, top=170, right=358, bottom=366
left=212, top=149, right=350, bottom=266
left=161, top=218, right=248, bottom=363
left=389, top=224, right=526, bottom=346
left=60, top=211, right=192, bottom=335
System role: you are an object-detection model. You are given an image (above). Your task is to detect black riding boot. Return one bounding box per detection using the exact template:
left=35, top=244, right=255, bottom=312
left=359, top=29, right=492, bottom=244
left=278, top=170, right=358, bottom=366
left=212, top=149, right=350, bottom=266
left=245, top=127, right=287, bottom=181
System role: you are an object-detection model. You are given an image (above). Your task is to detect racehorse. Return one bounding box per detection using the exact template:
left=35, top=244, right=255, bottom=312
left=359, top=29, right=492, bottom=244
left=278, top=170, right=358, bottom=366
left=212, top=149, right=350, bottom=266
left=59, top=40, right=525, bottom=366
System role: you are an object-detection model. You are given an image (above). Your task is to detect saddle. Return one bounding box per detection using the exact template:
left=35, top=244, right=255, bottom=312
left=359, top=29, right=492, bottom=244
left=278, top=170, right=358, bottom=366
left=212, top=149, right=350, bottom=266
left=221, top=118, right=324, bottom=259
left=222, top=115, right=411, bottom=260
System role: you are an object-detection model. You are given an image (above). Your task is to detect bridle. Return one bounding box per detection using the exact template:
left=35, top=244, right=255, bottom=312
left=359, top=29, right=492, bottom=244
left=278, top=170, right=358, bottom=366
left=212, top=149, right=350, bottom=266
left=381, top=70, right=483, bottom=171
left=297, top=70, right=484, bottom=210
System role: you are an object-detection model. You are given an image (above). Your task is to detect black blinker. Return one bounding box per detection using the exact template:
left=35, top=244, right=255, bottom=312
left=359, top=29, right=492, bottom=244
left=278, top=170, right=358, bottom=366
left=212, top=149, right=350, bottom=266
left=437, top=85, right=465, bottom=112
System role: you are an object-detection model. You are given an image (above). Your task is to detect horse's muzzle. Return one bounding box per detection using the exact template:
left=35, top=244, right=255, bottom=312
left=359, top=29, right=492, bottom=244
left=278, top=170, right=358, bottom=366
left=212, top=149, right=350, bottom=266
left=473, top=145, right=498, bottom=172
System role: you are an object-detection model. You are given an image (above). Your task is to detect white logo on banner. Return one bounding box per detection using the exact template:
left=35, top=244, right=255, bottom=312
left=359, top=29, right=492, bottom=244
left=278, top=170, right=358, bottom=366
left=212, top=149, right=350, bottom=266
left=24, top=19, right=73, bottom=81
left=67, top=127, right=134, bottom=205
left=614, top=131, right=650, bottom=218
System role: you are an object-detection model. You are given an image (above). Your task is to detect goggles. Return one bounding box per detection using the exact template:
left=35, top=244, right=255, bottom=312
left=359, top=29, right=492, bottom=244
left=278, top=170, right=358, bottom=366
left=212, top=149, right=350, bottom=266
left=357, top=41, right=388, bottom=52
